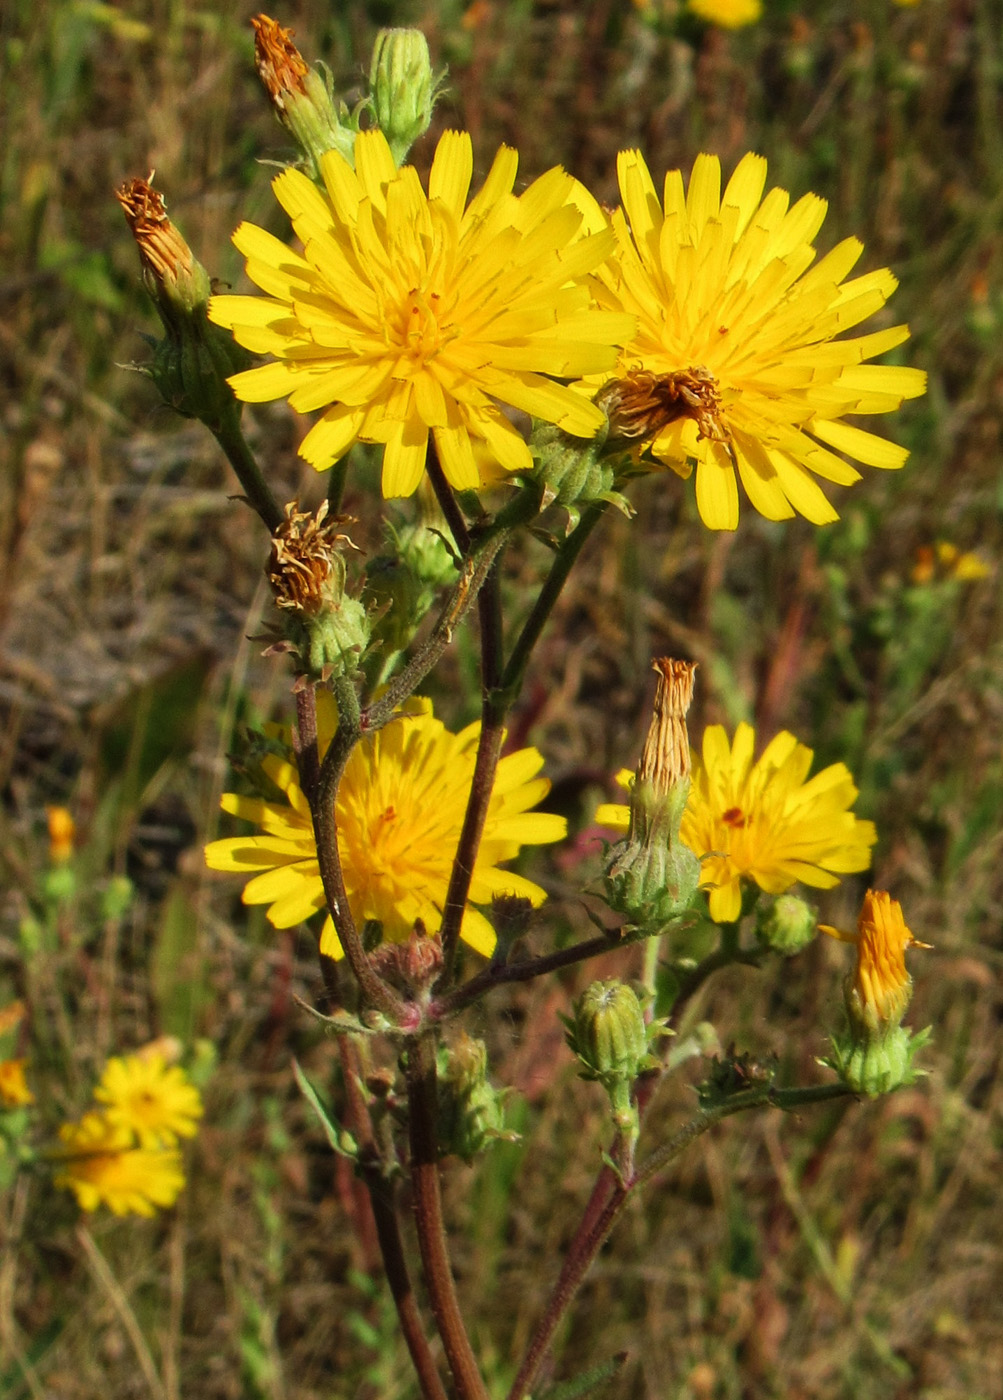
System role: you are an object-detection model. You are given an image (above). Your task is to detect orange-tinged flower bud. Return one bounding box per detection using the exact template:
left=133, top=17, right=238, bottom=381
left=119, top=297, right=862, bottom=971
left=116, top=176, right=251, bottom=430
left=0, top=1058, right=33, bottom=1108
left=46, top=805, right=75, bottom=864
left=821, top=890, right=932, bottom=1096
left=821, top=889, right=929, bottom=1035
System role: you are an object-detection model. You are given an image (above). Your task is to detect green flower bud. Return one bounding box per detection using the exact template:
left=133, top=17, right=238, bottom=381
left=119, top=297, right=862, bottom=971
left=755, top=894, right=818, bottom=956
left=436, top=1034, right=514, bottom=1163
left=825, top=1025, right=931, bottom=1099
left=252, top=15, right=358, bottom=176
left=604, top=659, right=702, bottom=929
left=116, top=177, right=251, bottom=434
left=368, top=29, right=443, bottom=166
left=697, top=1050, right=777, bottom=1108
left=566, top=981, right=653, bottom=1089
left=267, top=502, right=370, bottom=682
left=101, top=875, right=134, bottom=922
left=366, top=517, right=457, bottom=654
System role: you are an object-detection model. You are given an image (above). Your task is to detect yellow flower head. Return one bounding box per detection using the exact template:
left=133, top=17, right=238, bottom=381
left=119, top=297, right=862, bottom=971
left=687, top=0, right=762, bottom=28
left=0, top=1058, right=33, bottom=1108
left=94, top=1052, right=203, bottom=1150
left=54, top=1112, right=186, bottom=1217
left=586, top=151, right=926, bottom=529
left=597, top=721, right=877, bottom=923
left=820, top=889, right=930, bottom=1032
left=205, top=698, right=567, bottom=958
left=210, top=128, right=634, bottom=498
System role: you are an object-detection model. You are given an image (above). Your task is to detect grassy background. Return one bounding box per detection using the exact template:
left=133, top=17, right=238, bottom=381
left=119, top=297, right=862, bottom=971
left=1, top=0, right=1002, bottom=1396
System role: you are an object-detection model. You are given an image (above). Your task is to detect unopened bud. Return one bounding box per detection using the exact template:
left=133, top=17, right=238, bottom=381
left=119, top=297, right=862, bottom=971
left=755, top=894, right=817, bottom=956
left=45, top=806, right=75, bottom=864
left=604, top=659, right=702, bottom=929
left=366, top=492, right=457, bottom=654
left=116, top=176, right=251, bottom=432
left=252, top=14, right=357, bottom=175
left=436, top=1033, right=514, bottom=1162
left=566, top=981, right=654, bottom=1089
left=565, top=980, right=659, bottom=1154
left=368, top=29, right=442, bottom=166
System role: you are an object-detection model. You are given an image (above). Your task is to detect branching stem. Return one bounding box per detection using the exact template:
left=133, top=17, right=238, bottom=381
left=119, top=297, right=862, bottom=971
left=506, top=1082, right=855, bottom=1400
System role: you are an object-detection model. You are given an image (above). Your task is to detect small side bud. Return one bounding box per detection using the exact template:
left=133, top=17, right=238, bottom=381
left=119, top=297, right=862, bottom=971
left=604, top=658, right=702, bottom=929
left=366, top=487, right=458, bottom=655
left=436, top=1034, right=515, bottom=1163
left=696, top=1049, right=778, bottom=1108
left=252, top=14, right=358, bottom=174
left=368, top=28, right=443, bottom=166
left=820, top=890, right=932, bottom=1097
left=564, top=980, right=662, bottom=1168
left=755, top=894, right=818, bottom=956
left=267, top=501, right=370, bottom=681
left=566, top=981, right=653, bottom=1088
left=116, top=176, right=251, bottom=432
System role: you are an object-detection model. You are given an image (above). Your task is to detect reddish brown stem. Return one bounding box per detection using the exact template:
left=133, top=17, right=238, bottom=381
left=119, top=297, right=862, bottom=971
left=407, top=1033, right=490, bottom=1400
left=336, top=1036, right=448, bottom=1400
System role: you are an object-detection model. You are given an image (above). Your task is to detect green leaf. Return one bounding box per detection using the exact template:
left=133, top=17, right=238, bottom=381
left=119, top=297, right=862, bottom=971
left=292, top=1059, right=356, bottom=1159
left=151, top=881, right=210, bottom=1039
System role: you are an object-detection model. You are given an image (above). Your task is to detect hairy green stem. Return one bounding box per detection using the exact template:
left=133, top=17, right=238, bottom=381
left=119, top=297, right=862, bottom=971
left=327, top=457, right=350, bottom=516
left=211, top=415, right=284, bottom=533
left=362, top=531, right=509, bottom=733
left=406, top=1033, right=490, bottom=1400
left=499, top=500, right=609, bottom=701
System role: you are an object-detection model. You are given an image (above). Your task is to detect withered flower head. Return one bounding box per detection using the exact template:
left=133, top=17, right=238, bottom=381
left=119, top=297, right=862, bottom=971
left=597, top=368, right=727, bottom=448
left=637, top=657, right=698, bottom=799
left=602, top=657, right=702, bottom=928
left=116, top=174, right=250, bottom=430
left=115, top=176, right=210, bottom=312
left=249, top=12, right=356, bottom=173
left=251, top=14, right=309, bottom=110
left=267, top=500, right=356, bottom=616
left=266, top=502, right=369, bottom=679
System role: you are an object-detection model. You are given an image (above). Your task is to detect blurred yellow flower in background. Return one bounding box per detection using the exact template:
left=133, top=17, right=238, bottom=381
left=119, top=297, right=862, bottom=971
left=687, top=0, right=762, bottom=28
left=211, top=128, right=634, bottom=497
left=587, top=151, right=926, bottom=529
left=0, top=1058, right=33, bottom=1108
left=205, top=699, right=567, bottom=958
left=94, top=1052, right=203, bottom=1150
left=54, top=1112, right=186, bottom=1218
left=597, top=722, right=876, bottom=923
